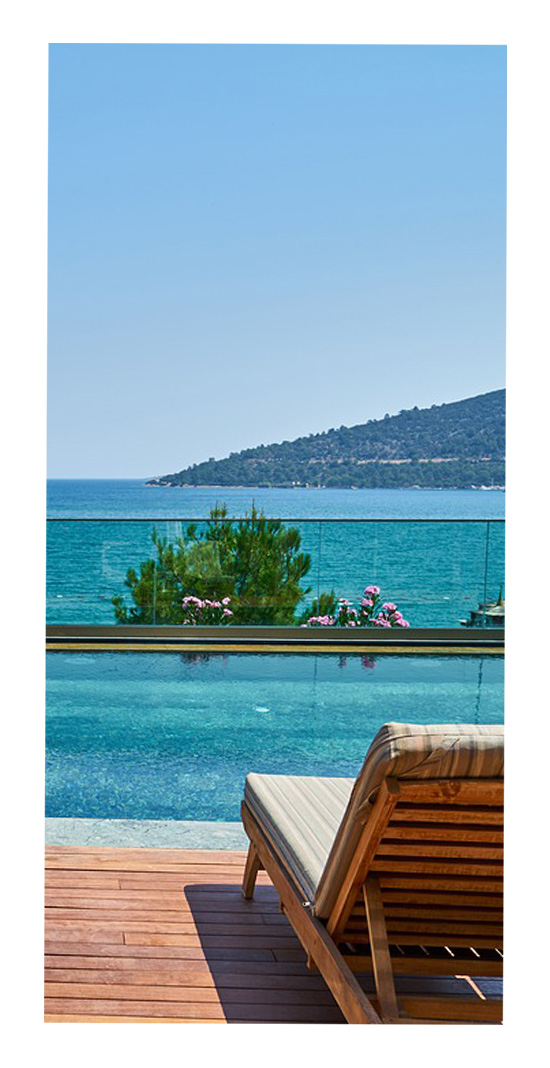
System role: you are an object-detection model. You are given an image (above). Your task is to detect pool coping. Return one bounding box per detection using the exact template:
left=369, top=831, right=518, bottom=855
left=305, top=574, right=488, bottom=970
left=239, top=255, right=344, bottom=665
left=45, top=817, right=249, bottom=850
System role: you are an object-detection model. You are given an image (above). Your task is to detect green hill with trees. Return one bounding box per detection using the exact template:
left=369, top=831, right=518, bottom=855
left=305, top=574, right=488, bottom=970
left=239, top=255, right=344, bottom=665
left=146, top=389, right=505, bottom=490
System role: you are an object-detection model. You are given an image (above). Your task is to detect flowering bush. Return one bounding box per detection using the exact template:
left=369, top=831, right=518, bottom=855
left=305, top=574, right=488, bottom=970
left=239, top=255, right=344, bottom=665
left=181, top=595, right=233, bottom=625
left=304, top=585, right=410, bottom=629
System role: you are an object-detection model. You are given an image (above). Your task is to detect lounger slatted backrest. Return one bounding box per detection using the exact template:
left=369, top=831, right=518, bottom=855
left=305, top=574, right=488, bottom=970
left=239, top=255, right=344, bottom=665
left=329, top=778, right=503, bottom=938
left=315, top=723, right=504, bottom=921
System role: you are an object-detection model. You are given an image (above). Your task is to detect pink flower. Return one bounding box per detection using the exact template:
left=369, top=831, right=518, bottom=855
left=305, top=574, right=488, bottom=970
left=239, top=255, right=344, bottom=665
left=382, top=603, right=397, bottom=613
left=364, top=586, right=380, bottom=596
left=223, top=608, right=233, bottom=616
left=222, top=597, right=231, bottom=605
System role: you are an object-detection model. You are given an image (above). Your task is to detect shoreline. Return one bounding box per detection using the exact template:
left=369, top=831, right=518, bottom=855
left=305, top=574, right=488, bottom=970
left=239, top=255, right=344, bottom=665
left=145, top=482, right=506, bottom=491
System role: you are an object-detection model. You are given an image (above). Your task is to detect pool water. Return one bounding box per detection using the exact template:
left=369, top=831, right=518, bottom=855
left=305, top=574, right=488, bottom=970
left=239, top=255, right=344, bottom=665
left=46, top=652, right=504, bottom=822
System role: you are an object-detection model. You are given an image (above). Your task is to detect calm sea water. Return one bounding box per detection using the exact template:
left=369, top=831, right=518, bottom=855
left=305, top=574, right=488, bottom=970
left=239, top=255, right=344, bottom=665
left=47, top=479, right=505, bottom=520
left=46, top=481, right=505, bottom=629
left=46, top=651, right=504, bottom=821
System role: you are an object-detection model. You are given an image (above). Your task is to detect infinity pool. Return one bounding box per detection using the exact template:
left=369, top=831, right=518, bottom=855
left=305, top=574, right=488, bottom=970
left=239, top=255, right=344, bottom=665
left=46, top=652, right=504, bottom=822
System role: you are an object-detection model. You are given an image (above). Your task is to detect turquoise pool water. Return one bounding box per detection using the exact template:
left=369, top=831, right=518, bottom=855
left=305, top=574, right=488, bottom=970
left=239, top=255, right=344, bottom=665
left=46, top=652, right=504, bottom=822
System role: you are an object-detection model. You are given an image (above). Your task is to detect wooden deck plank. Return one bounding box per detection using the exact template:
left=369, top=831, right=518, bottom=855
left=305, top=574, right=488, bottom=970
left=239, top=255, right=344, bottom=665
left=44, top=969, right=336, bottom=989
left=45, top=981, right=339, bottom=1005
left=121, top=933, right=301, bottom=948
left=45, top=942, right=282, bottom=962
left=45, top=871, right=275, bottom=891
left=45, top=858, right=262, bottom=875
left=44, top=998, right=345, bottom=1022
left=44, top=1015, right=226, bottom=1023
left=45, top=903, right=284, bottom=921
left=45, top=846, right=248, bottom=863
left=46, top=908, right=289, bottom=927
left=46, top=927, right=126, bottom=944
left=45, top=956, right=321, bottom=975
left=118, top=876, right=273, bottom=890
left=44, top=845, right=502, bottom=1025
left=45, top=872, right=122, bottom=889
left=45, top=888, right=280, bottom=908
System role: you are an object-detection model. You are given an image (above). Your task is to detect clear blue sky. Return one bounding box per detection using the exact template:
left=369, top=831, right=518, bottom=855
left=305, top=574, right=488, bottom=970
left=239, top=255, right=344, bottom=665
left=47, top=44, right=506, bottom=478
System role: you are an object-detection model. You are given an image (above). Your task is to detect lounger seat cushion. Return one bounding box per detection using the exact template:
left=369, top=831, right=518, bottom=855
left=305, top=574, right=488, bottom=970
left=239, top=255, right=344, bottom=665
left=244, top=773, right=355, bottom=904
left=315, top=721, right=504, bottom=918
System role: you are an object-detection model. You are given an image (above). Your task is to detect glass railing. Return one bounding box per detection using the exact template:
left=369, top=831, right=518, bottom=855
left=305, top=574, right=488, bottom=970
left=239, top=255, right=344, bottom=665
left=46, top=517, right=505, bottom=630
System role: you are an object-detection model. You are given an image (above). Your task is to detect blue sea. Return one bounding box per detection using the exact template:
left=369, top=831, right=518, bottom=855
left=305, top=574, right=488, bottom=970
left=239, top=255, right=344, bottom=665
left=47, top=480, right=505, bottom=629
left=47, top=479, right=505, bottom=521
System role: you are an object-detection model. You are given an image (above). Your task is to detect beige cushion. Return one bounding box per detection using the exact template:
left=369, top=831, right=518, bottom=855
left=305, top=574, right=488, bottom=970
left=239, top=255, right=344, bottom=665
left=244, top=773, right=355, bottom=904
left=314, top=722, right=504, bottom=917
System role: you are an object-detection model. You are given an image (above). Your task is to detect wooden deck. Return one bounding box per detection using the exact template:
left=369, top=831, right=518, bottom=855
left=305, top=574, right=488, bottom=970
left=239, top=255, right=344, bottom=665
left=45, top=846, right=502, bottom=1023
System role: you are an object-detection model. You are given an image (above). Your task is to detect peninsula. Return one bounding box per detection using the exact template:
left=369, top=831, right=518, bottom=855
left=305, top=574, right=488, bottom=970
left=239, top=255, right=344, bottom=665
left=146, top=389, right=505, bottom=490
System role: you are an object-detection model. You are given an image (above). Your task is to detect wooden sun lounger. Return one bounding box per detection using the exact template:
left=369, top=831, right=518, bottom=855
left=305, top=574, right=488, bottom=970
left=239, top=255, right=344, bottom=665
left=240, top=723, right=503, bottom=1024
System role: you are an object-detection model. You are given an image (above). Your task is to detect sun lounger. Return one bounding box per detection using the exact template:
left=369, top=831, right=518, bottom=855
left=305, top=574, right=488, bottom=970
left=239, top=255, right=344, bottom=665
left=241, top=722, right=504, bottom=1024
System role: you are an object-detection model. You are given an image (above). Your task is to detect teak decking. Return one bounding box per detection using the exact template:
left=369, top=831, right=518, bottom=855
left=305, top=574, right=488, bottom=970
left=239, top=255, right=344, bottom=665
left=44, top=845, right=502, bottom=1023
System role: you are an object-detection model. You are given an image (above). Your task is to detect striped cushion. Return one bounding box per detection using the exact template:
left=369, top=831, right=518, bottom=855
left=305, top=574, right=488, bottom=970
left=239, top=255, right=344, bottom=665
left=244, top=774, right=355, bottom=904
left=314, top=722, right=504, bottom=918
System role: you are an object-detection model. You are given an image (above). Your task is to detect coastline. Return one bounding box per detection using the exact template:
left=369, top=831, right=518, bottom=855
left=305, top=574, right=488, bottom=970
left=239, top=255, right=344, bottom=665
left=145, top=482, right=506, bottom=491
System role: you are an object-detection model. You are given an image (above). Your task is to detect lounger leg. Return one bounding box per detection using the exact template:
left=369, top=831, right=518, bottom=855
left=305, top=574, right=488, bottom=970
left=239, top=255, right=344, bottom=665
left=242, top=842, right=262, bottom=899
left=363, top=876, right=400, bottom=1023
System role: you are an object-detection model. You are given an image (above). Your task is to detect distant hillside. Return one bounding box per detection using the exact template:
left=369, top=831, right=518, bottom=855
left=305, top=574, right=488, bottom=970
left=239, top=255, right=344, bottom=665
left=147, top=390, right=505, bottom=490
